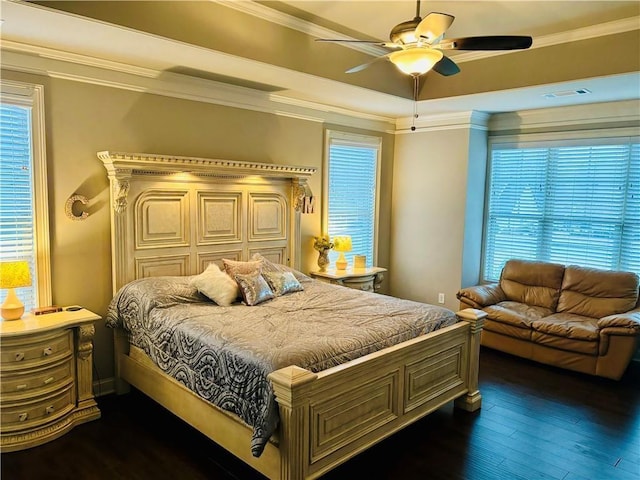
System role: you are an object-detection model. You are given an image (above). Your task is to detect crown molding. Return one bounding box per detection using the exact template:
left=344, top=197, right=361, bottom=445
left=489, top=99, right=640, bottom=132
left=395, top=110, right=490, bottom=134
left=98, top=150, right=317, bottom=179
left=1, top=40, right=159, bottom=79
left=0, top=46, right=396, bottom=132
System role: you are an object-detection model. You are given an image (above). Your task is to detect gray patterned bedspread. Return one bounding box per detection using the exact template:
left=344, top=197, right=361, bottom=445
left=105, top=273, right=457, bottom=457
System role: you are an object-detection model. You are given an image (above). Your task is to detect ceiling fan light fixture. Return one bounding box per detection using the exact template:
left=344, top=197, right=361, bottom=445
left=389, top=48, right=443, bottom=76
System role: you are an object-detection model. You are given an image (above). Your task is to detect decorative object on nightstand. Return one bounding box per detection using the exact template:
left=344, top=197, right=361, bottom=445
left=310, top=266, right=387, bottom=293
left=313, top=235, right=334, bottom=272
left=354, top=255, right=366, bottom=269
left=333, top=235, right=352, bottom=270
left=0, top=307, right=101, bottom=451
left=0, top=260, right=32, bottom=321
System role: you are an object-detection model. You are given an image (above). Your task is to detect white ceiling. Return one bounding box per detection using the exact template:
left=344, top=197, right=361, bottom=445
left=1, top=0, right=639, bottom=121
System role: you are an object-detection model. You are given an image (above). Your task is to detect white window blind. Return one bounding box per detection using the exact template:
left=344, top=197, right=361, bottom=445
left=0, top=80, right=50, bottom=311
left=325, top=131, right=380, bottom=268
left=484, top=137, right=640, bottom=282
left=0, top=104, right=36, bottom=311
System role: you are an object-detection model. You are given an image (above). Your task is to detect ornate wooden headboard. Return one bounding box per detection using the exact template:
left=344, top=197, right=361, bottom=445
left=98, top=152, right=316, bottom=294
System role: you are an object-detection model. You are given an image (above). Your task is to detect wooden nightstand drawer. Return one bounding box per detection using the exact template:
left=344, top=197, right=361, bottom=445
left=0, top=308, right=101, bottom=451
left=1, top=357, right=74, bottom=398
left=342, top=276, right=376, bottom=292
left=1, top=385, right=75, bottom=432
left=0, top=330, right=72, bottom=371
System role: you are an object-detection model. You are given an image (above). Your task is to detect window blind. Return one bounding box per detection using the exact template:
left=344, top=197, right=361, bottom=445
left=484, top=137, right=640, bottom=282
left=327, top=141, right=378, bottom=268
left=0, top=104, right=36, bottom=311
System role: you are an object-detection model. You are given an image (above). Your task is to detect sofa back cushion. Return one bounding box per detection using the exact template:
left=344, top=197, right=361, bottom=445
left=557, top=266, right=639, bottom=318
left=500, top=259, right=565, bottom=310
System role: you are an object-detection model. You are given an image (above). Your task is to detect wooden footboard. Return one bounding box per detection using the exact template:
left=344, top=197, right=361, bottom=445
left=113, top=308, right=485, bottom=480
left=270, top=308, right=485, bottom=479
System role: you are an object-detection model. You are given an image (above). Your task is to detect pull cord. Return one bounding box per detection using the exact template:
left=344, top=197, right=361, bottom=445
left=411, top=74, right=419, bottom=131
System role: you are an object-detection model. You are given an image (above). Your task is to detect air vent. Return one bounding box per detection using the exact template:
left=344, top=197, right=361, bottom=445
left=542, top=88, right=592, bottom=99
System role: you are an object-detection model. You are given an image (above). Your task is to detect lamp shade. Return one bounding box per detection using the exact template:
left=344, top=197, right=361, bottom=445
left=332, top=236, right=352, bottom=253
left=333, top=236, right=352, bottom=271
left=0, top=261, right=32, bottom=289
left=389, top=48, right=444, bottom=76
left=1, top=261, right=31, bottom=321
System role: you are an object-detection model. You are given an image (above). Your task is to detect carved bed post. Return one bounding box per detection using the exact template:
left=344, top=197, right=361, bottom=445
left=99, top=151, right=133, bottom=293
left=291, top=178, right=312, bottom=271
left=454, top=308, right=487, bottom=412
left=268, top=366, right=317, bottom=480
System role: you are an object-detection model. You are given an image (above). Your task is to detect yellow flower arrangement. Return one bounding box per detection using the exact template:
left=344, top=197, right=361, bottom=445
left=313, top=235, right=334, bottom=252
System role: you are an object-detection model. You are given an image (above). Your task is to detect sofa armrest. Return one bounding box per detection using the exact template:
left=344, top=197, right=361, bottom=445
left=598, top=309, right=640, bottom=333
left=457, top=283, right=506, bottom=309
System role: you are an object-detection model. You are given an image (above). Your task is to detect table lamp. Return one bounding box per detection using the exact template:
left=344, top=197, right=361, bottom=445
left=333, top=236, right=352, bottom=271
left=0, top=261, right=32, bottom=321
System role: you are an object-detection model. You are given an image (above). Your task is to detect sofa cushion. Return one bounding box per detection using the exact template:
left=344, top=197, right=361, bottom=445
left=531, top=313, right=599, bottom=341
left=483, top=318, right=532, bottom=341
left=484, top=301, right=552, bottom=328
left=557, top=266, right=640, bottom=318
left=531, top=331, right=599, bottom=355
left=500, top=260, right=565, bottom=310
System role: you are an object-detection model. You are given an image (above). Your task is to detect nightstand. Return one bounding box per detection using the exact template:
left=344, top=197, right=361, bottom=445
left=310, top=267, right=387, bottom=293
left=0, top=308, right=101, bottom=452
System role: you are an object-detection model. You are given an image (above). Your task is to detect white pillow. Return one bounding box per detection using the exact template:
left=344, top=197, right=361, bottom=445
left=190, top=263, right=239, bottom=307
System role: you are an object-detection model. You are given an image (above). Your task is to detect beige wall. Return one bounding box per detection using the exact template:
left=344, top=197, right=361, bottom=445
left=390, top=100, right=640, bottom=315
left=1, top=69, right=394, bottom=386
left=390, top=126, right=481, bottom=310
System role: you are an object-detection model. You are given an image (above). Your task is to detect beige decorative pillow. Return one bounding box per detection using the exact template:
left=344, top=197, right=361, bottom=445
left=189, top=263, right=239, bottom=307
left=235, top=271, right=275, bottom=306
left=250, top=253, right=310, bottom=281
left=250, top=253, right=283, bottom=274
left=263, top=271, right=304, bottom=297
left=223, top=258, right=263, bottom=280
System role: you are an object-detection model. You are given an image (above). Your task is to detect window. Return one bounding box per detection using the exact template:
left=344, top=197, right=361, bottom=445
left=0, top=80, right=51, bottom=310
left=323, top=130, right=381, bottom=268
left=483, top=134, right=639, bottom=282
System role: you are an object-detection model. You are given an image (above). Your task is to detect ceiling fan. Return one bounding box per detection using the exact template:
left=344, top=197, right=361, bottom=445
left=316, top=0, right=533, bottom=78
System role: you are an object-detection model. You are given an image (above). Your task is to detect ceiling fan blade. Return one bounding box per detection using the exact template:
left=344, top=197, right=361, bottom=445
left=415, top=12, right=455, bottom=43
left=432, top=56, right=460, bottom=76
left=345, top=54, right=391, bottom=74
left=440, top=36, right=533, bottom=50
left=315, top=38, right=397, bottom=48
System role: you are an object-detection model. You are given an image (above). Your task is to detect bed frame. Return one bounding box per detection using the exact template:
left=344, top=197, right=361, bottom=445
left=100, top=151, right=486, bottom=480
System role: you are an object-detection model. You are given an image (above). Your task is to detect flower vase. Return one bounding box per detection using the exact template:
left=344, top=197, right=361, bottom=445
left=317, top=250, right=330, bottom=272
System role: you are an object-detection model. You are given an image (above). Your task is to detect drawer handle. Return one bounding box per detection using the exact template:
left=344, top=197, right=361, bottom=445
left=14, top=352, right=25, bottom=361
left=16, top=384, right=28, bottom=391
left=43, top=376, right=54, bottom=385
left=45, top=405, right=55, bottom=415
left=18, top=413, right=28, bottom=422
left=43, top=347, right=53, bottom=356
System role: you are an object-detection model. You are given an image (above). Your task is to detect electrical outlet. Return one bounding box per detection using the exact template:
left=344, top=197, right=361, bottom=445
left=438, top=293, right=445, bottom=304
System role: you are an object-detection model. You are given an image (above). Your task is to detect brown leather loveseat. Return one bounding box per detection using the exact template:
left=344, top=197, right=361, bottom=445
left=457, top=259, right=640, bottom=380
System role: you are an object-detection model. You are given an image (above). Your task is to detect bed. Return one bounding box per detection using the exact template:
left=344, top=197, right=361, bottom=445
left=100, top=151, right=486, bottom=480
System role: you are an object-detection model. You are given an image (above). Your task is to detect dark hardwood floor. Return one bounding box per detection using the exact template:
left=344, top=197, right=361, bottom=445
left=2, top=348, right=639, bottom=480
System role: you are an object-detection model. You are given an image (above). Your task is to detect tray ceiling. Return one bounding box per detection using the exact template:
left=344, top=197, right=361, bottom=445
left=1, top=0, right=638, bottom=120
